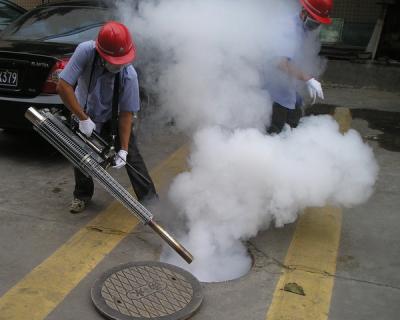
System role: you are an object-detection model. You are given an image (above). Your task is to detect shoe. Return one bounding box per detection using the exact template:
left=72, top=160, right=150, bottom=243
left=69, top=198, right=86, bottom=214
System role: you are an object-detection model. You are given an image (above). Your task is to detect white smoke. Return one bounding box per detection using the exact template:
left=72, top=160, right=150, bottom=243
left=118, top=0, right=324, bottom=131
left=159, top=117, right=378, bottom=281
left=116, top=0, right=378, bottom=282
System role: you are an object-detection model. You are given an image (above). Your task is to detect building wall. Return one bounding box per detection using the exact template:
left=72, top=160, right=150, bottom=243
left=332, top=0, right=381, bottom=24
left=331, top=0, right=383, bottom=46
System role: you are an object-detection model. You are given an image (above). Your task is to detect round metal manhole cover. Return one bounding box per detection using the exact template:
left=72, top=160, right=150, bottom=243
left=91, top=262, right=203, bottom=320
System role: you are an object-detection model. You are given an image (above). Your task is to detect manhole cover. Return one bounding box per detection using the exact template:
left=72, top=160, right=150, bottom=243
left=91, top=262, right=203, bottom=320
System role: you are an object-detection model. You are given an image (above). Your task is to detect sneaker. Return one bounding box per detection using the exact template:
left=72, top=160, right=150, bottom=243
left=69, top=198, right=86, bottom=214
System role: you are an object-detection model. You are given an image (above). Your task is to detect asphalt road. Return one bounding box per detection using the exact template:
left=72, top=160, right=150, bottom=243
left=0, top=85, right=399, bottom=320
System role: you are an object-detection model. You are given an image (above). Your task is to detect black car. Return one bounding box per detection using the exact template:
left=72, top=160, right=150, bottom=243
left=0, top=0, right=26, bottom=32
left=0, top=0, right=137, bottom=130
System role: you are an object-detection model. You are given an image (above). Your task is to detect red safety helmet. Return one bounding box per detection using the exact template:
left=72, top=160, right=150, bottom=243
left=300, top=0, right=333, bottom=24
left=96, top=21, right=136, bottom=65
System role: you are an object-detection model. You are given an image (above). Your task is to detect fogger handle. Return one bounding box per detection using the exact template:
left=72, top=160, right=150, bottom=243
left=148, top=220, right=193, bottom=264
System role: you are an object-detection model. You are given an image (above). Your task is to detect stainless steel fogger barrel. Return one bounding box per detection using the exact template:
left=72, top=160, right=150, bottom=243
left=25, top=107, right=193, bottom=264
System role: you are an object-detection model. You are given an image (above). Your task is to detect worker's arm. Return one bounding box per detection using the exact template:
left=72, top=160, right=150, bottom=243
left=278, top=57, right=324, bottom=103
left=57, top=78, right=96, bottom=136
left=57, top=79, right=88, bottom=120
left=112, top=111, right=132, bottom=169
left=118, top=111, right=133, bottom=151
left=278, top=58, right=312, bottom=81
left=57, top=42, right=94, bottom=120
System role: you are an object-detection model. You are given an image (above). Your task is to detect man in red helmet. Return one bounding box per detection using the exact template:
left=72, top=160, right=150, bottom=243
left=266, top=0, right=333, bottom=134
left=57, top=21, right=157, bottom=213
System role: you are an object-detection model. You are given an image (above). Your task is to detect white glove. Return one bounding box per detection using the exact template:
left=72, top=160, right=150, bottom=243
left=113, top=150, right=128, bottom=169
left=306, top=78, right=324, bottom=104
left=79, top=117, right=96, bottom=137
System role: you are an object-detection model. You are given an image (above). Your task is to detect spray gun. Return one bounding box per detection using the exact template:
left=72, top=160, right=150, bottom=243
left=69, top=115, right=116, bottom=169
left=69, top=114, right=154, bottom=185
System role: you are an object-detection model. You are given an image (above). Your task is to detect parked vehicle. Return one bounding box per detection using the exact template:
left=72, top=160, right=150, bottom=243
left=0, top=0, right=137, bottom=130
left=0, top=0, right=26, bottom=32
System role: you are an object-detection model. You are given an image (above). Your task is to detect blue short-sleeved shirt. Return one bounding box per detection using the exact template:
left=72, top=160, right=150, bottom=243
left=60, top=40, right=140, bottom=124
left=263, top=17, right=307, bottom=109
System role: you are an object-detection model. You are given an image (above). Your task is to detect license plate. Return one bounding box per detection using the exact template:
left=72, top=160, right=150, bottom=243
left=0, top=69, right=18, bottom=87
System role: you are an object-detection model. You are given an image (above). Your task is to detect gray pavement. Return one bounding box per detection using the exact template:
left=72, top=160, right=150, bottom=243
left=329, top=116, right=400, bottom=320
left=0, top=61, right=400, bottom=320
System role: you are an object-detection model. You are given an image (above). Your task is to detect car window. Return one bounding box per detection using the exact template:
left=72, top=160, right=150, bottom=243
left=0, top=2, right=24, bottom=28
left=1, top=6, right=113, bottom=44
left=44, top=25, right=102, bottom=44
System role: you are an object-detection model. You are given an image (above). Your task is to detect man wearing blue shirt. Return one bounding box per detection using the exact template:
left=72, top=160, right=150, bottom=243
left=57, top=21, right=157, bottom=213
left=267, top=0, right=333, bottom=134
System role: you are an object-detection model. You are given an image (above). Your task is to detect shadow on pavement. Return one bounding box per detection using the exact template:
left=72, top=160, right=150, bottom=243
left=0, top=129, right=65, bottom=163
left=306, top=104, right=400, bottom=152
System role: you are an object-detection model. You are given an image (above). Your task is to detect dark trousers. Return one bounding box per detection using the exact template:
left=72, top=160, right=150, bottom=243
left=267, top=102, right=302, bottom=134
left=73, top=122, right=157, bottom=203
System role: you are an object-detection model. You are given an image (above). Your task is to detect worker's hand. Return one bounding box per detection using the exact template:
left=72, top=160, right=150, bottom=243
left=306, top=78, right=324, bottom=104
left=79, top=117, right=96, bottom=137
left=113, top=150, right=128, bottom=169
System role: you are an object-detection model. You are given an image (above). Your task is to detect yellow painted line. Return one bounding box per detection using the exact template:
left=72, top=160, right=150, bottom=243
left=334, top=107, right=352, bottom=133
left=0, top=143, right=189, bottom=320
left=265, top=108, right=351, bottom=320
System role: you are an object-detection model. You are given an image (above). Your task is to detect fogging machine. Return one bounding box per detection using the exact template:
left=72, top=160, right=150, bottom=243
left=25, top=107, right=193, bottom=264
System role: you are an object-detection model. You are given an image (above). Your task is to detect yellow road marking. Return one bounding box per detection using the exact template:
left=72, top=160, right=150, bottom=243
left=334, top=107, right=352, bottom=133
left=0, top=143, right=189, bottom=320
left=265, top=108, right=351, bottom=320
